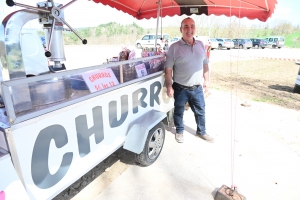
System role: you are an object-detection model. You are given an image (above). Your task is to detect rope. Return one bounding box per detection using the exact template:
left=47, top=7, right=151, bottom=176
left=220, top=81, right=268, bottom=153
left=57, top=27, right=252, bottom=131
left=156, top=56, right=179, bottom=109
left=229, top=0, right=240, bottom=191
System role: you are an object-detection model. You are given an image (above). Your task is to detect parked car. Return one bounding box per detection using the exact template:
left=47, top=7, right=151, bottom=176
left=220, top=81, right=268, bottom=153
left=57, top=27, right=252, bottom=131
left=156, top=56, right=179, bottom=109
left=168, top=37, right=181, bottom=46
left=40, top=35, right=46, bottom=48
left=250, top=38, right=267, bottom=49
left=216, top=38, right=234, bottom=50
left=209, top=38, right=219, bottom=50
left=232, top=38, right=252, bottom=49
left=264, top=36, right=285, bottom=49
left=135, top=33, right=170, bottom=49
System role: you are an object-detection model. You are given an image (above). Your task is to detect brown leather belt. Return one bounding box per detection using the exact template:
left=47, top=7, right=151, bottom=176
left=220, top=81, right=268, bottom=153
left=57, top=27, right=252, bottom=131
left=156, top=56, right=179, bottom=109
left=173, top=82, right=200, bottom=90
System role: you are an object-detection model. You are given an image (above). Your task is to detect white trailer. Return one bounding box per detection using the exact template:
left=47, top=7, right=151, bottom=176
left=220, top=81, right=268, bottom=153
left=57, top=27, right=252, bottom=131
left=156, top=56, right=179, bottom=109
left=0, top=1, right=174, bottom=199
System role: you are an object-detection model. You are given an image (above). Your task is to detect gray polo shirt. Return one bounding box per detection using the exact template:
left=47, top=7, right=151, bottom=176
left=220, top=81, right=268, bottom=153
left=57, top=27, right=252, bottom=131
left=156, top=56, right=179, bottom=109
left=165, top=38, right=208, bottom=87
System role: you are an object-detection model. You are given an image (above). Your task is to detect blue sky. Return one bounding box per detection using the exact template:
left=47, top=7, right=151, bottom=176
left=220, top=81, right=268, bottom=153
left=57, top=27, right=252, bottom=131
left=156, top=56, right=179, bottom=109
left=0, top=0, right=299, bottom=29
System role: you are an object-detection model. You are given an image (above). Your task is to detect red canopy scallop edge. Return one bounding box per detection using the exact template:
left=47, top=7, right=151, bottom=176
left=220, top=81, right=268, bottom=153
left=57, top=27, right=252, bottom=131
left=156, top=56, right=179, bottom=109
left=92, top=0, right=277, bottom=22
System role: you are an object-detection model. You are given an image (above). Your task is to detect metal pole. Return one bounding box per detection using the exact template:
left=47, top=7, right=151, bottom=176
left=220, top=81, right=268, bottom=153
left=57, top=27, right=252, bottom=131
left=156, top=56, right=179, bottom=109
left=154, top=0, right=162, bottom=51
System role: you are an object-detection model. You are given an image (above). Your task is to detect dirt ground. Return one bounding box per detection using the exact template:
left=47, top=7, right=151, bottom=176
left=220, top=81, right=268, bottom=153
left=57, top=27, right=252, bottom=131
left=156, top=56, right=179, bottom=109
left=210, top=59, right=300, bottom=111
left=54, top=59, right=300, bottom=200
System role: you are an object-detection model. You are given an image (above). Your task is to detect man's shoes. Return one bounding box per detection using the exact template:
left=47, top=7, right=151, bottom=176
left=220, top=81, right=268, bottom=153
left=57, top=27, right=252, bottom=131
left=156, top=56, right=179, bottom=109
left=196, top=133, right=214, bottom=143
left=175, top=133, right=184, bottom=143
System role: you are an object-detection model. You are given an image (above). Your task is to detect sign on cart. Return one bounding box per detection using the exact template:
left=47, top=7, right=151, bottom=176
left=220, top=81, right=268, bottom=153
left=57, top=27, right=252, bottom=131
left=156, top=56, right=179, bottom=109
left=135, top=63, right=148, bottom=78
left=81, top=68, right=119, bottom=93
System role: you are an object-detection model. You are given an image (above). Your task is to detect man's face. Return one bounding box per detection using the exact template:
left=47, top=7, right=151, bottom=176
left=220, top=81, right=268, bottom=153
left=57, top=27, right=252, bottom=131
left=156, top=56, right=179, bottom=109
left=180, top=18, right=195, bottom=41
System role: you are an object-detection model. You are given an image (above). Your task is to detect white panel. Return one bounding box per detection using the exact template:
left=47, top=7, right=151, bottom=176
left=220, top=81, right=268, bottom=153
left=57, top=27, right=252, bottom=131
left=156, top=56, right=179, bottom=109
left=0, top=155, right=30, bottom=200
left=7, top=75, right=174, bottom=200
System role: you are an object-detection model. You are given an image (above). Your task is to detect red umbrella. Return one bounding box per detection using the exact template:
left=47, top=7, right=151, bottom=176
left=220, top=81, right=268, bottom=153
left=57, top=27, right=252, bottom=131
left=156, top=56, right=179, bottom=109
left=92, top=0, right=277, bottom=22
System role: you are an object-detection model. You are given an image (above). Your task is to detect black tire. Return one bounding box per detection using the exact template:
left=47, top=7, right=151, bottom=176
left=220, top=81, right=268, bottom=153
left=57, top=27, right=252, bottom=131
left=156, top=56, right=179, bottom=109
left=278, top=47, right=281, bottom=49
left=239, top=44, right=243, bottom=49
left=254, top=44, right=259, bottom=49
left=137, top=43, right=142, bottom=49
left=218, top=44, right=222, bottom=49
left=247, top=47, right=250, bottom=49
left=136, top=122, right=165, bottom=166
left=227, top=48, right=230, bottom=50
left=261, top=47, right=265, bottom=49
left=272, top=45, right=276, bottom=49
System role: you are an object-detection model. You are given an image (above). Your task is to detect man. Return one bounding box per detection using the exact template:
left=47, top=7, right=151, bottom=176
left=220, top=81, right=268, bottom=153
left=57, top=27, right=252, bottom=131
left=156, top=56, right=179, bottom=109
left=164, top=17, right=214, bottom=143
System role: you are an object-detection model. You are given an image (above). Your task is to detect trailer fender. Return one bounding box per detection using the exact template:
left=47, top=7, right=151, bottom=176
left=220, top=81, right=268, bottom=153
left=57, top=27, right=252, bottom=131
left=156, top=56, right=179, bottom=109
left=123, top=110, right=166, bottom=154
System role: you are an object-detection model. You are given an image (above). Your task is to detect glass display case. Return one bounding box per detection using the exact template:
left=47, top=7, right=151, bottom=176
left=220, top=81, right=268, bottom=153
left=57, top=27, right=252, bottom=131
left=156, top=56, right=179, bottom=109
left=1, top=55, right=165, bottom=125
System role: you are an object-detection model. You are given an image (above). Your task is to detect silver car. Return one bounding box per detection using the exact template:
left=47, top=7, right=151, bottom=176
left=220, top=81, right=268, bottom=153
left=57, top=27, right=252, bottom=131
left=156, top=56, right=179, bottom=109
left=209, top=38, right=219, bottom=50
left=232, top=38, right=253, bottom=49
left=216, top=38, right=234, bottom=50
left=265, top=36, right=285, bottom=49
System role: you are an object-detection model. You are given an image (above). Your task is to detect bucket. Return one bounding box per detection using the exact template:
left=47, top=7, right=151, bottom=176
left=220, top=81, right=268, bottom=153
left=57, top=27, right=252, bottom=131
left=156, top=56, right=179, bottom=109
left=70, top=75, right=89, bottom=90
left=293, top=64, right=300, bottom=94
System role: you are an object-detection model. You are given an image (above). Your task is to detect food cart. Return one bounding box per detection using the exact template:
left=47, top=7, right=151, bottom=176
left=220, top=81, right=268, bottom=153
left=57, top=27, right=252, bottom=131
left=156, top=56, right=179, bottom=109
left=0, top=0, right=277, bottom=199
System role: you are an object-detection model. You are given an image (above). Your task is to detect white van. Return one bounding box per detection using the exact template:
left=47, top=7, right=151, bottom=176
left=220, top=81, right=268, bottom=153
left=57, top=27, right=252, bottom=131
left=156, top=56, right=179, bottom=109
left=20, top=29, right=49, bottom=75
left=265, top=36, right=285, bottom=49
left=195, top=35, right=210, bottom=46
left=135, top=33, right=170, bottom=49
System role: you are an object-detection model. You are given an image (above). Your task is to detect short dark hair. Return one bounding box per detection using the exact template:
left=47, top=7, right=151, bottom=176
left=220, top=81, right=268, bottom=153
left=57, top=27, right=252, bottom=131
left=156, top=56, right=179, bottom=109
left=181, top=17, right=193, bottom=28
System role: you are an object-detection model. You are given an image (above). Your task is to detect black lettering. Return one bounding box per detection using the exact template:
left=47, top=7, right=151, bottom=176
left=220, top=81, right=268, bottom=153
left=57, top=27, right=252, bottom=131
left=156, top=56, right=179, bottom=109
left=132, top=88, right=147, bottom=114
left=109, top=95, right=128, bottom=127
left=31, top=125, right=73, bottom=189
left=76, top=106, right=104, bottom=157
left=150, top=81, right=161, bottom=107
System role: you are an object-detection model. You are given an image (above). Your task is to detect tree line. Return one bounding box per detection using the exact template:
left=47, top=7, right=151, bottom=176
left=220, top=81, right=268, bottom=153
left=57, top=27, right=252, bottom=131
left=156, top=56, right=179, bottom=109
left=39, top=18, right=299, bottom=48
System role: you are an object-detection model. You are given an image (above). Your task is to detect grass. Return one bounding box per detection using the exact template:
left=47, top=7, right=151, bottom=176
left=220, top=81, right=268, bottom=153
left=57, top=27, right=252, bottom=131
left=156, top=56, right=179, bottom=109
left=253, top=97, right=283, bottom=103
left=285, top=30, right=300, bottom=48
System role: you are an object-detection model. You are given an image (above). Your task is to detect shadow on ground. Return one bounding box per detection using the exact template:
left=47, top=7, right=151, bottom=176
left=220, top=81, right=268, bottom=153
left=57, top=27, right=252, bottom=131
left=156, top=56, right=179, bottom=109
left=268, top=84, right=295, bottom=93
left=53, top=148, right=137, bottom=200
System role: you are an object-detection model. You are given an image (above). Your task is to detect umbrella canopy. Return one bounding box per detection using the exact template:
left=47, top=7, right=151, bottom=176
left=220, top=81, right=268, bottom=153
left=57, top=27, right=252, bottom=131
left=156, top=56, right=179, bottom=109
left=92, top=0, right=277, bottom=22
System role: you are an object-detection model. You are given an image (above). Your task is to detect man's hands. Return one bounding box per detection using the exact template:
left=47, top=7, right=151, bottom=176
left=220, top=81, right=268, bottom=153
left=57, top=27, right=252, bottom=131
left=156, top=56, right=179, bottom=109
left=167, top=86, right=174, bottom=98
left=203, top=80, right=210, bottom=93
left=203, top=63, right=210, bottom=93
left=165, top=68, right=174, bottom=98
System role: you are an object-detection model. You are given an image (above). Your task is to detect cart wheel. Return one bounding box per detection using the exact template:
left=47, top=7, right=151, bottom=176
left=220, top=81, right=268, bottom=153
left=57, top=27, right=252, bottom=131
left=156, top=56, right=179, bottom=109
left=136, top=122, right=165, bottom=166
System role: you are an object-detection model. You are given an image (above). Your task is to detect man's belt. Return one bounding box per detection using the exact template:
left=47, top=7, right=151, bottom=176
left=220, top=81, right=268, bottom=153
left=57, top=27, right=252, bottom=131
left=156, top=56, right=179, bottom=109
left=173, top=82, right=200, bottom=90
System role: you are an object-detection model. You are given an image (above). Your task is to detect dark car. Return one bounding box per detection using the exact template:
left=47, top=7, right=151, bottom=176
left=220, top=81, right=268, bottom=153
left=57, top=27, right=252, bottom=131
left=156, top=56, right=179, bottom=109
left=250, top=38, right=267, bottom=49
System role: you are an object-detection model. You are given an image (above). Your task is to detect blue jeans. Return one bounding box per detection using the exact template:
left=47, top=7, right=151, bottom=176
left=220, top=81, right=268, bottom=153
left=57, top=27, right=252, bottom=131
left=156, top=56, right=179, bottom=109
left=173, top=83, right=206, bottom=135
